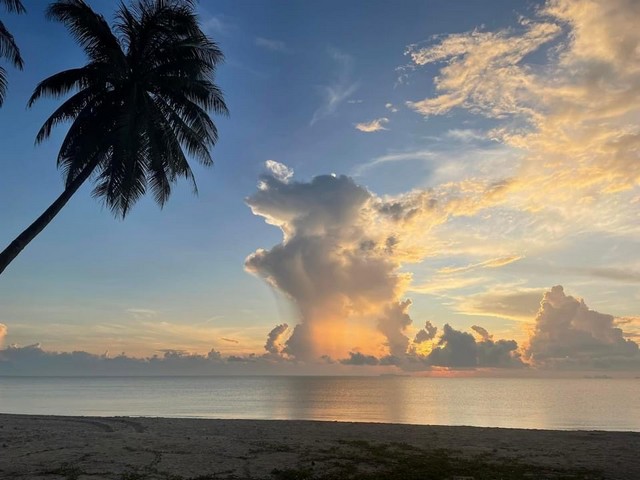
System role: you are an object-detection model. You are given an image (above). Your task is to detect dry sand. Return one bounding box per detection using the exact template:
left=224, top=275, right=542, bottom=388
left=0, top=414, right=638, bottom=479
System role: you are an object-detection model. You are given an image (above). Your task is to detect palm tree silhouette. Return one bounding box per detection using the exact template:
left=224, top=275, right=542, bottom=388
left=0, top=0, right=25, bottom=105
left=0, top=0, right=227, bottom=275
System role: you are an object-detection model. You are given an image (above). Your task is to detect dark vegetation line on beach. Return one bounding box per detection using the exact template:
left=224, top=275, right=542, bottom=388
left=43, top=439, right=602, bottom=480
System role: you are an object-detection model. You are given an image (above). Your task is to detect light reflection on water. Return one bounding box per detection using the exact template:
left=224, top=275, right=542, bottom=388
left=0, top=376, right=638, bottom=431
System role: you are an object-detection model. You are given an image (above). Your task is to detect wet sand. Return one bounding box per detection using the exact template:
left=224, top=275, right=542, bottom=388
left=1, top=414, right=638, bottom=479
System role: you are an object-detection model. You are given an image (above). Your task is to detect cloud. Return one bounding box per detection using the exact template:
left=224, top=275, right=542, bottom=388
left=456, top=287, right=546, bottom=321
left=413, top=320, right=437, bottom=344
left=310, top=49, right=359, bottom=125
left=0, top=343, right=229, bottom=376
left=245, top=165, right=521, bottom=364
left=471, top=325, right=492, bottom=342
left=255, top=37, right=291, bottom=53
left=264, top=323, right=289, bottom=356
left=340, top=351, right=379, bottom=365
left=569, top=267, right=640, bottom=283
left=351, top=143, right=520, bottom=184
left=378, top=300, right=413, bottom=357
left=526, top=286, right=640, bottom=369
left=426, top=324, right=477, bottom=367
left=200, top=15, right=233, bottom=36
left=126, top=308, right=158, bottom=319
left=405, top=20, right=561, bottom=118
left=0, top=323, right=6, bottom=346
left=385, top=103, right=398, bottom=113
left=355, top=118, right=389, bottom=132
left=409, top=275, right=486, bottom=295
left=477, top=338, right=524, bottom=368
left=438, top=255, right=522, bottom=274
left=426, top=324, right=524, bottom=368
left=264, top=160, right=294, bottom=183
left=245, top=171, right=399, bottom=360
left=220, top=337, right=239, bottom=344
left=403, top=0, right=640, bottom=230
left=0, top=343, right=393, bottom=376
left=445, top=129, right=485, bottom=143
left=352, top=149, right=435, bottom=176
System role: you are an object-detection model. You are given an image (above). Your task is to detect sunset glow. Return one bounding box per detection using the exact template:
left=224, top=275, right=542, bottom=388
left=1, top=0, right=639, bottom=376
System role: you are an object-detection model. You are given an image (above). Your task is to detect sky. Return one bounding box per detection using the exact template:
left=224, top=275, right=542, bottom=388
left=0, top=0, right=639, bottom=375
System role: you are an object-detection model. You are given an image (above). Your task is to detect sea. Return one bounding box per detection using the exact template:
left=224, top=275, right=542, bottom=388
left=0, top=376, right=638, bottom=432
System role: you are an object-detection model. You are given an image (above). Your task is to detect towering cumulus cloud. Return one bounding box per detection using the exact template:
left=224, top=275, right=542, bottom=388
left=246, top=166, right=407, bottom=361
left=527, top=286, right=640, bottom=369
left=245, top=161, right=520, bottom=364
left=0, top=323, right=7, bottom=346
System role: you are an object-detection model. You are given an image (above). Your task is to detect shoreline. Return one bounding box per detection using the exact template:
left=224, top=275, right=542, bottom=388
left=1, top=410, right=639, bottom=433
left=1, top=414, right=639, bottom=479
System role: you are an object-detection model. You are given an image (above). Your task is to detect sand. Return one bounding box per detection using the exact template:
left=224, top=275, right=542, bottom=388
left=0, top=414, right=638, bottom=479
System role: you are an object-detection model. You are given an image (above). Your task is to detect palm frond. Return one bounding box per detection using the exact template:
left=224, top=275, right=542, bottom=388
left=0, top=0, right=25, bottom=14
left=28, top=66, right=100, bottom=107
left=0, top=19, right=23, bottom=68
left=46, top=0, right=125, bottom=66
left=0, top=65, right=7, bottom=104
left=34, top=86, right=99, bottom=143
left=31, top=0, right=227, bottom=217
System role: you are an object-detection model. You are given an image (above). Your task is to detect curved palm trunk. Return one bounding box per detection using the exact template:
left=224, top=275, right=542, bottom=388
left=0, top=161, right=97, bottom=276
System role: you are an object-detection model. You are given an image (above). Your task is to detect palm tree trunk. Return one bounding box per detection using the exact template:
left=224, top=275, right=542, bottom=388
left=0, top=162, right=96, bottom=276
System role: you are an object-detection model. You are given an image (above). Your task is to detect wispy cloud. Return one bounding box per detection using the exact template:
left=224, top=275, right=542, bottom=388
left=200, top=15, right=234, bottom=36
left=126, top=308, right=158, bottom=319
left=385, top=103, right=398, bottom=113
left=455, top=287, right=546, bottom=322
left=355, top=117, right=389, bottom=132
left=402, top=0, right=640, bottom=236
left=352, top=149, right=434, bottom=176
left=220, top=337, right=239, bottom=344
left=438, top=255, right=523, bottom=274
left=310, top=49, right=359, bottom=126
left=445, top=129, right=485, bottom=143
left=255, top=37, right=292, bottom=53
left=409, top=276, right=487, bottom=295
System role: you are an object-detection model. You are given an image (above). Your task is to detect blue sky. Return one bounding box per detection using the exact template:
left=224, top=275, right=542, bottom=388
left=0, top=0, right=639, bottom=374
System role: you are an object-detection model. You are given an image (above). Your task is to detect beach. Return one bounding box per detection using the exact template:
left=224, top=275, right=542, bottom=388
left=1, top=414, right=638, bottom=479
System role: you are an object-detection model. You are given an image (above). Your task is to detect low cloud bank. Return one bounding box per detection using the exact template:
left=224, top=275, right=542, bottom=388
left=2, top=285, right=637, bottom=375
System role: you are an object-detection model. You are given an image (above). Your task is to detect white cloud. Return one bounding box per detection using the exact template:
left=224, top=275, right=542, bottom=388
left=255, top=37, right=291, bottom=53
left=402, top=0, right=640, bottom=231
left=126, top=308, right=158, bottom=319
left=201, top=15, right=233, bottom=36
left=355, top=117, right=389, bottom=132
left=245, top=165, right=523, bottom=363
left=265, top=160, right=294, bottom=183
left=438, top=255, right=523, bottom=274
left=385, top=103, right=398, bottom=113
left=445, top=129, right=485, bottom=143
left=310, top=49, right=359, bottom=126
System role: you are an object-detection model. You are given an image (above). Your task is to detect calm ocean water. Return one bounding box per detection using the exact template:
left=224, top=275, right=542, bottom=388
left=0, top=376, right=638, bottom=431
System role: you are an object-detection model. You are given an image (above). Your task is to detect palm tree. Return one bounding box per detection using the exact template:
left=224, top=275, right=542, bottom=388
left=0, top=0, right=25, bottom=105
left=0, top=0, right=227, bottom=275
